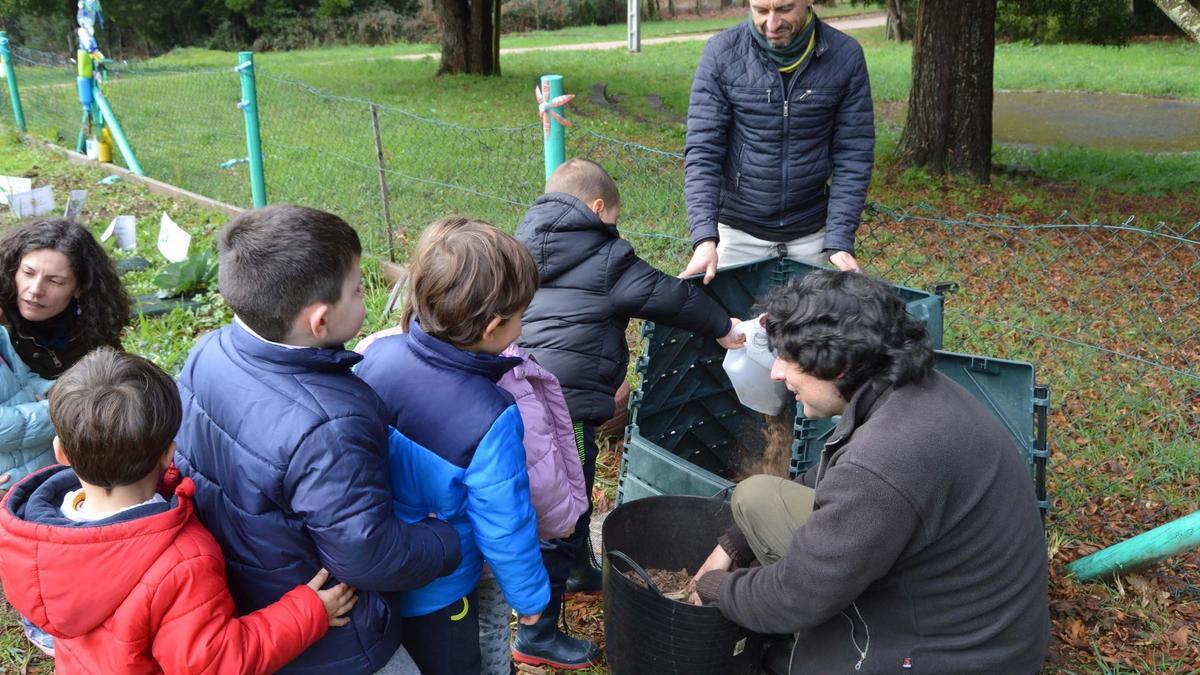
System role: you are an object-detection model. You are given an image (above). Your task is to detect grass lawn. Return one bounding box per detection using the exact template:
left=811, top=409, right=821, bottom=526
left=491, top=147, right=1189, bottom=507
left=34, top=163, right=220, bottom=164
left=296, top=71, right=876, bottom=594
left=1, top=14, right=1198, bottom=674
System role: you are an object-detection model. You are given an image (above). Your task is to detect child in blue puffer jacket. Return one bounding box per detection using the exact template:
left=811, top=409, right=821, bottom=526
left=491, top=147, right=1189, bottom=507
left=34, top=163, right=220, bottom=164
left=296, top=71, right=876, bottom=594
left=357, top=217, right=551, bottom=675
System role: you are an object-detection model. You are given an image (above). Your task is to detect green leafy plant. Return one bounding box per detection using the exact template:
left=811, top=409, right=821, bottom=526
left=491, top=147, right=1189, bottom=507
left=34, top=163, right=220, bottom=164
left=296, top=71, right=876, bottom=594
left=153, top=250, right=218, bottom=299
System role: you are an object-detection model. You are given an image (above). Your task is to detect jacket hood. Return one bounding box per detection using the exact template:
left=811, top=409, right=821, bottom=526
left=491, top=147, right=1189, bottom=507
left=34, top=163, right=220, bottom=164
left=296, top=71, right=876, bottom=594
left=408, top=320, right=522, bottom=383
left=0, top=465, right=193, bottom=638
left=515, top=193, right=619, bottom=283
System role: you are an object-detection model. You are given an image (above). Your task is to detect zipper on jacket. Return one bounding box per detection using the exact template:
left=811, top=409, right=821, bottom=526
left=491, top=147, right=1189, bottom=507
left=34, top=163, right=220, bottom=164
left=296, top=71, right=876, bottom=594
left=767, top=87, right=772, bottom=103
left=776, top=40, right=816, bottom=226
left=778, top=71, right=798, bottom=225
left=841, top=602, right=871, bottom=671
left=735, top=142, right=747, bottom=192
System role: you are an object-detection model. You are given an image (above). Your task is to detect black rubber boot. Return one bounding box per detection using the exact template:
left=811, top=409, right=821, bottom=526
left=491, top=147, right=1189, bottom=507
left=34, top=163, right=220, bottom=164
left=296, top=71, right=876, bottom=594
left=564, top=561, right=603, bottom=597
left=512, top=593, right=601, bottom=670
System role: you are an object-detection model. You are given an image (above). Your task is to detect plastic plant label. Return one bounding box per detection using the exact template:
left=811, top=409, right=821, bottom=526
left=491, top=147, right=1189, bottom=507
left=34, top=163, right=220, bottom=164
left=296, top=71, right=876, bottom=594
left=157, top=213, right=191, bottom=263
left=0, top=176, right=32, bottom=206
left=102, top=215, right=137, bottom=251
left=63, top=190, right=88, bottom=221
left=8, top=186, right=55, bottom=218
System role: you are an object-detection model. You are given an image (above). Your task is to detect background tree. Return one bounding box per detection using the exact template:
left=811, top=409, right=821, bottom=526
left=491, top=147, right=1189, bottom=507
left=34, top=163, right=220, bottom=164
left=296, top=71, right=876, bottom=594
left=883, top=0, right=912, bottom=40
left=850, top=0, right=914, bottom=41
left=437, top=0, right=501, bottom=74
left=895, top=0, right=997, bottom=182
left=1151, top=0, right=1200, bottom=39
left=996, top=0, right=1134, bottom=45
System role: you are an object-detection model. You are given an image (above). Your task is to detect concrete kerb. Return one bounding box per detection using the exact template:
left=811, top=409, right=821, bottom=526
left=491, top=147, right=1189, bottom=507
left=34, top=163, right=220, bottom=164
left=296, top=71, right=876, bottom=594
left=19, top=132, right=245, bottom=218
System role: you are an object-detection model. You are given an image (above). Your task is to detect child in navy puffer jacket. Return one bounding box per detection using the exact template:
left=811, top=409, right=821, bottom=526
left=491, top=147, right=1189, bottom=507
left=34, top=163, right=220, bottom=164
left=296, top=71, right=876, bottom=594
left=357, top=217, right=552, bottom=675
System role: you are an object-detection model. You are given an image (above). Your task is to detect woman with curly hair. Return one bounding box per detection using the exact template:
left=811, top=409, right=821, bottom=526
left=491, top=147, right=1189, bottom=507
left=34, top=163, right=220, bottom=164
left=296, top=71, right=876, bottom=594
left=0, top=218, right=130, bottom=380
left=0, top=218, right=131, bottom=657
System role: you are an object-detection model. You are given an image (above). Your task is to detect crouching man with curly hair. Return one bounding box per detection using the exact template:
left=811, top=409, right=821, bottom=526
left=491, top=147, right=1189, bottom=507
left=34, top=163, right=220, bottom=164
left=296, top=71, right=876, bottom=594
left=690, top=270, right=1049, bottom=674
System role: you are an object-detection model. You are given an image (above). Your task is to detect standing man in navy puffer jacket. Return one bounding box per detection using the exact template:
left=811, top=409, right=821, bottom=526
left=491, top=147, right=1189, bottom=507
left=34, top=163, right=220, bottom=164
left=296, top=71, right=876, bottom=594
left=681, top=0, right=874, bottom=282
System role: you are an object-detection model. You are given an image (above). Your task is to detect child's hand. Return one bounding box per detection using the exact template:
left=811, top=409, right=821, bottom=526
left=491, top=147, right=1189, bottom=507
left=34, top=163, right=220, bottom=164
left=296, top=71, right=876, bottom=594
left=306, top=568, right=358, bottom=627
left=716, top=318, right=746, bottom=350
left=518, top=612, right=542, bottom=626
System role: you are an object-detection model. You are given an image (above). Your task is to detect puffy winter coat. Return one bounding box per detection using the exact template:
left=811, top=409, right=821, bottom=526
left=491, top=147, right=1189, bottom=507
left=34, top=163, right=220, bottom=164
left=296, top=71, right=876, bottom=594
left=174, top=321, right=462, bottom=674
left=498, top=344, right=588, bottom=540
left=357, top=330, right=587, bottom=541
left=357, top=321, right=551, bottom=618
left=516, top=193, right=733, bottom=423
left=0, top=325, right=54, bottom=486
left=684, top=17, right=874, bottom=253
left=0, top=466, right=328, bottom=675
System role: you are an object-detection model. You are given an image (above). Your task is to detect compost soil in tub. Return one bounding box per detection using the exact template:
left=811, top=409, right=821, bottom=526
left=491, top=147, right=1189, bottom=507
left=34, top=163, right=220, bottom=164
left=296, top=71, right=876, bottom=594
left=622, top=567, right=695, bottom=601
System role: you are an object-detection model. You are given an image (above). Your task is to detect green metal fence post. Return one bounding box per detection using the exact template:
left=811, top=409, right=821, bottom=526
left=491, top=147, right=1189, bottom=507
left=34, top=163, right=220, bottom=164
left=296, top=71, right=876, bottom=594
left=0, top=32, right=27, bottom=132
left=541, top=74, right=566, bottom=182
left=1068, top=509, right=1200, bottom=581
left=92, top=85, right=144, bottom=175
left=238, top=51, right=267, bottom=208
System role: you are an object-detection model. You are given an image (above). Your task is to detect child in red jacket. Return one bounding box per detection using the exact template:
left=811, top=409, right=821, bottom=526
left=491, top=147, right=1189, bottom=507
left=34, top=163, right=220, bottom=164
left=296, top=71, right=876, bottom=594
left=0, top=348, right=358, bottom=674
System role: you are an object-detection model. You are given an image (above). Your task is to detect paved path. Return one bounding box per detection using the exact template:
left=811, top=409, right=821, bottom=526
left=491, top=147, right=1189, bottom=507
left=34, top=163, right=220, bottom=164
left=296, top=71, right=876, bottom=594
left=392, top=12, right=887, bottom=61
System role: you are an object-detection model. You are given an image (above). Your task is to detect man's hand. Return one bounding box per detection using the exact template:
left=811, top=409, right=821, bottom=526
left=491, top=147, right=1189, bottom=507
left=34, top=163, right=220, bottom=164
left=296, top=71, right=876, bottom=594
left=717, top=318, right=746, bottom=350
left=687, top=544, right=735, bottom=605
left=518, top=612, right=542, bottom=626
left=828, top=251, right=861, bottom=272
left=681, top=241, right=719, bottom=285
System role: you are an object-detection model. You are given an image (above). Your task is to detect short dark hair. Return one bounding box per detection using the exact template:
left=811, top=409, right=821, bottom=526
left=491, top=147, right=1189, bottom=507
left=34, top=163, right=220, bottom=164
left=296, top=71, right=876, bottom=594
left=218, top=205, right=361, bottom=341
left=50, top=348, right=181, bottom=489
left=0, top=218, right=130, bottom=351
left=545, top=158, right=620, bottom=209
left=400, top=217, right=538, bottom=347
left=764, top=270, right=933, bottom=400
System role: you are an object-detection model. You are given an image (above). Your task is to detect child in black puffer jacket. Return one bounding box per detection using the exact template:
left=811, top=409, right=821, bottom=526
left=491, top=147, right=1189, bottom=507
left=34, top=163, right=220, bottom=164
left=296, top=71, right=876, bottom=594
left=513, top=157, right=743, bottom=670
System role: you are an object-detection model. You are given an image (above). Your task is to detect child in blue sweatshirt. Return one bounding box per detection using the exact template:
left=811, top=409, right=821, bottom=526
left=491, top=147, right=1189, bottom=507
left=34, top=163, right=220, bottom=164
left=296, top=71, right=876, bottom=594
left=357, top=217, right=550, bottom=675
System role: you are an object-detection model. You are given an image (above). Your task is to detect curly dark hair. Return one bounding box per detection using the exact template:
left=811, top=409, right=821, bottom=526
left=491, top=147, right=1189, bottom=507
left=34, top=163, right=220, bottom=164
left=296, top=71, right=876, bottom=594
left=763, top=270, right=933, bottom=401
left=0, top=219, right=131, bottom=349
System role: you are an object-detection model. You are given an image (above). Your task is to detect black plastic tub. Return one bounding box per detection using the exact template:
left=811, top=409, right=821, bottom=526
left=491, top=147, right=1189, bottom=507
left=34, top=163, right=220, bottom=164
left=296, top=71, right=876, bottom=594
left=602, top=495, right=766, bottom=674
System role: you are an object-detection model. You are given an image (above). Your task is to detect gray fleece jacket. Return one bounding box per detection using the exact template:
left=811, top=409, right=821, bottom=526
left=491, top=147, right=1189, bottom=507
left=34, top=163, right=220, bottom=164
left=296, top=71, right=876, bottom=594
left=697, top=372, right=1049, bottom=673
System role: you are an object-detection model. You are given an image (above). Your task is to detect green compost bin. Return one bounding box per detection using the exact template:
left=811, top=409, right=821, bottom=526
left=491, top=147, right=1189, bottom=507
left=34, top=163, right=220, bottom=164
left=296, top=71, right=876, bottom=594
left=618, top=257, right=1049, bottom=513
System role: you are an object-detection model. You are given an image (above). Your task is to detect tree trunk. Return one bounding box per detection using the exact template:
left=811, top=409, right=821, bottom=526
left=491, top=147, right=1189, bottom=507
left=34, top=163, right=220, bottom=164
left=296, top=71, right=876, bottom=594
left=1151, top=0, right=1200, bottom=41
left=895, top=0, right=996, bottom=183
left=885, top=0, right=910, bottom=41
left=492, top=0, right=501, bottom=75
left=437, top=0, right=501, bottom=75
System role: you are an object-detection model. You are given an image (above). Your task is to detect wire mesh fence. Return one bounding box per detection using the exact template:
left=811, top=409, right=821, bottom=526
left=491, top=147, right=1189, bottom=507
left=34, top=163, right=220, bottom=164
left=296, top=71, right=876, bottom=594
left=3, top=39, right=1198, bottom=511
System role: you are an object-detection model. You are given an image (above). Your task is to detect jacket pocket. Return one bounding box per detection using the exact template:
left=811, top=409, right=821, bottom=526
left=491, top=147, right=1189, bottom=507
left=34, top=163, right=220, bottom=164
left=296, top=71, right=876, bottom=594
left=793, top=87, right=840, bottom=114
left=733, top=142, right=748, bottom=195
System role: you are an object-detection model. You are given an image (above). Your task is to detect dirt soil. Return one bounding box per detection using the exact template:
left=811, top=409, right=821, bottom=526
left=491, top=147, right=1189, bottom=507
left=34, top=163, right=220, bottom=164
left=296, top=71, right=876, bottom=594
left=738, top=412, right=796, bottom=479
left=623, top=567, right=695, bottom=601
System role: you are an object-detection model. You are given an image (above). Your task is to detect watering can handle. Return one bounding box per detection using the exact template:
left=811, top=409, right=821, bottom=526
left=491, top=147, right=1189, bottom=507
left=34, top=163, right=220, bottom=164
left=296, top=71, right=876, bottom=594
left=606, top=550, right=665, bottom=597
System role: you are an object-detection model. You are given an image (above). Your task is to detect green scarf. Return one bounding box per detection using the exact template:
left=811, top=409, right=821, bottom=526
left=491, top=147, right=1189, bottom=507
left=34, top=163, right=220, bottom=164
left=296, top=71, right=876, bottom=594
left=749, top=10, right=817, bottom=72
